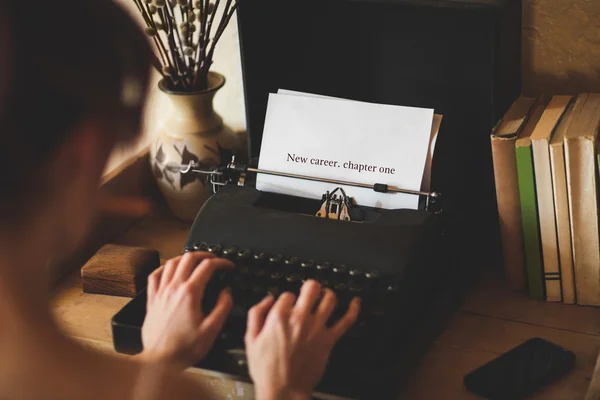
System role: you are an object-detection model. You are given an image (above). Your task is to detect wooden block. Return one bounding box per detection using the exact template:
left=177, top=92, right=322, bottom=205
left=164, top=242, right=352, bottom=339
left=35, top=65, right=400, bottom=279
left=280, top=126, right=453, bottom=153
left=81, top=244, right=160, bottom=297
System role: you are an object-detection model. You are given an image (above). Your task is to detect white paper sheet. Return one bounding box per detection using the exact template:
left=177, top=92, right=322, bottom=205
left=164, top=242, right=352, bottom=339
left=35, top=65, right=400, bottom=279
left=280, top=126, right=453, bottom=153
left=256, top=91, right=435, bottom=210
left=277, top=89, right=442, bottom=192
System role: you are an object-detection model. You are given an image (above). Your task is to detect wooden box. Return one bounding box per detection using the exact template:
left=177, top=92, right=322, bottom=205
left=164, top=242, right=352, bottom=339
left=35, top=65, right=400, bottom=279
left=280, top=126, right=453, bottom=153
left=81, top=244, right=160, bottom=297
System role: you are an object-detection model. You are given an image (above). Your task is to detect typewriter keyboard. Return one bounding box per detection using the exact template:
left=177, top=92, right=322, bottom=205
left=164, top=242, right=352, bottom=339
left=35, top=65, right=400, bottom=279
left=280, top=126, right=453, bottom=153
left=186, top=242, right=400, bottom=336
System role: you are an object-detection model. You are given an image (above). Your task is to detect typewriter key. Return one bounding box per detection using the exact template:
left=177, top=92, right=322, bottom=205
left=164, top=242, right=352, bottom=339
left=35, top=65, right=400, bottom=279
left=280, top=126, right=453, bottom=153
left=349, top=268, right=363, bottom=277
left=348, top=269, right=363, bottom=290
left=270, top=271, right=285, bottom=281
left=364, top=270, right=381, bottom=292
left=222, top=247, right=237, bottom=259
left=300, top=260, right=315, bottom=270
left=365, top=270, right=380, bottom=280
left=283, top=257, right=299, bottom=272
left=316, top=262, right=331, bottom=272
left=285, top=257, right=299, bottom=266
left=284, top=273, right=303, bottom=293
left=318, top=278, right=331, bottom=288
left=386, top=284, right=399, bottom=297
left=381, top=282, right=399, bottom=306
left=207, top=244, right=222, bottom=255
left=253, top=252, right=267, bottom=263
left=332, top=264, right=348, bottom=275
left=237, top=249, right=252, bottom=262
left=268, top=286, right=281, bottom=297
left=269, top=254, right=282, bottom=266
left=193, top=242, right=208, bottom=251
left=286, top=273, right=302, bottom=283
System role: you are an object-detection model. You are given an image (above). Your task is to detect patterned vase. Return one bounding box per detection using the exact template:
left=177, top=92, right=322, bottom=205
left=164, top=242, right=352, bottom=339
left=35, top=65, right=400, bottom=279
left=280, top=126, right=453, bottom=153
left=149, top=71, right=240, bottom=221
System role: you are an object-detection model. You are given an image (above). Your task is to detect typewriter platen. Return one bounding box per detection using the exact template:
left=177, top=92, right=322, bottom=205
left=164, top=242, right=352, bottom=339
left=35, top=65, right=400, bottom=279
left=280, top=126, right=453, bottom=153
left=112, top=158, right=452, bottom=400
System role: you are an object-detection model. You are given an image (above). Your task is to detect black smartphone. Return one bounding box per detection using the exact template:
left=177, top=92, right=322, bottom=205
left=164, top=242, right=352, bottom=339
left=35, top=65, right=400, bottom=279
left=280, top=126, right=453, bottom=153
left=463, top=337, right=575, bottom=399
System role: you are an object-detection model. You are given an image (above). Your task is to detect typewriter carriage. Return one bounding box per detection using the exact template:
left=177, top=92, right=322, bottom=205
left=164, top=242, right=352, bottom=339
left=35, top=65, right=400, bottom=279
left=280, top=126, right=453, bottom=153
left=172, top=150, right=444, bottom=220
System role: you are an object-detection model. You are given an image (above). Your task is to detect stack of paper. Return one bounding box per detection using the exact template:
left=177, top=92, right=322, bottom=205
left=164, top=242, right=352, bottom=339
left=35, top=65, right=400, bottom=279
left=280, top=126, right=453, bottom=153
left=256, top=90, right=441, bottom=210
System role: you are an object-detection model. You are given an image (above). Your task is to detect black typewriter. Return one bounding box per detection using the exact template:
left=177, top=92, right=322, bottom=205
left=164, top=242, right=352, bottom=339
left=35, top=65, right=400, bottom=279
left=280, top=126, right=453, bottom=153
left=112, top=158, right=455, bottom=400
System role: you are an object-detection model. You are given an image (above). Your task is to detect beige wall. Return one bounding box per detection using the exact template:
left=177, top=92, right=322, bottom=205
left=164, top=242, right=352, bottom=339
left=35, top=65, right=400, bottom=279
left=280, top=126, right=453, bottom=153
left=523, top=0, right=600, bottom=97
left=106, top=0, right=600, bottom=174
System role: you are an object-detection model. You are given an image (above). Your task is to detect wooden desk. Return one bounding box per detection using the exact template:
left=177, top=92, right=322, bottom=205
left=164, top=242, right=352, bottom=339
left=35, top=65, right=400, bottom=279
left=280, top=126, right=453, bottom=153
left=50, top=211, right=600, bottom=400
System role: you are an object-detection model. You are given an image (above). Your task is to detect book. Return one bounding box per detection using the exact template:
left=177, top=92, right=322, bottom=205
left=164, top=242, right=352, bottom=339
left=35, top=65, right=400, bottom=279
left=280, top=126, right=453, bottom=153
left=515, top=95, right=551, bottom=300
left=530, top=95, right=573, bottom=302
left=490, top=96, right=537, bottom=290
left=564, top=93, right=600, bottom=306
left=549, top=101, right=580, bottom=304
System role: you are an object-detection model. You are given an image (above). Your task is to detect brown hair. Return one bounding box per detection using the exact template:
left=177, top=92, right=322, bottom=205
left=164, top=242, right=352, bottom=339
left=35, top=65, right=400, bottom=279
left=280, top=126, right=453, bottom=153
left=0, top=0, right=153, bottom=218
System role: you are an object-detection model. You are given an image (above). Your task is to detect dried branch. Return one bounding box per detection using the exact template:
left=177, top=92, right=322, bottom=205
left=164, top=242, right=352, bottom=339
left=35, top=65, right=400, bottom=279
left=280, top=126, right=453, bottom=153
left=194, top=0, right=214, bottom=87
left=201, top=0, right=236, bottom=79
left=134, top=0, right=176, bottom=85
left=133, top=0, right=238, bottom=92
left=159, top=7, right=188, bottom=89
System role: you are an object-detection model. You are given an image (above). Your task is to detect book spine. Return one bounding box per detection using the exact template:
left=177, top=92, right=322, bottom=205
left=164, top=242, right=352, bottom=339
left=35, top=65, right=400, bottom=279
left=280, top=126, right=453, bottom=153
left=516, top=145, right=545, bottom=300
left=550, top=142, right=576, bottom=304
left=532, top=138, right=562, bottom=302
left=491, top=135, right=526, bottom=290
left=566, top=138, right=600, bottom=306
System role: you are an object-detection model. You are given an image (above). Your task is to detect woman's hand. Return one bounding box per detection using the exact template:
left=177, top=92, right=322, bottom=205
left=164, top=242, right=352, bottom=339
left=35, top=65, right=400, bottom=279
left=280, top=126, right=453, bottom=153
left=245, top=280, right=361, bottom=400
left=139, top=252, right=233, bottom=369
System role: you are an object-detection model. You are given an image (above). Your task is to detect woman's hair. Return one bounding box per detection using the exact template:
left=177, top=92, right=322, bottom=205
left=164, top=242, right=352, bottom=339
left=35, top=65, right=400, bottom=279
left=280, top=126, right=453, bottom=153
left=0, top=0, right=153, bottom=217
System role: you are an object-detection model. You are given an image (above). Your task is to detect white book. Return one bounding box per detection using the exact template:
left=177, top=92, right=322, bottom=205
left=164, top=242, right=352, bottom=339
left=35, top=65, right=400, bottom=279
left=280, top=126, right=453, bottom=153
left=530, top=95, right=572, bottom=302
left=549, top=101, right=577, bottom=304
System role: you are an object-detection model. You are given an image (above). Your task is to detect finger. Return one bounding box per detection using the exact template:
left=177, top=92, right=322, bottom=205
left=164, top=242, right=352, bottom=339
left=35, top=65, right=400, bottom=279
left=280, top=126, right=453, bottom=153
left=245, top=295, right=275, bottom=341
left=328, top=297, right=361, bottom=342
left=159, top=256, right=182, bottom=290
left=314, top=288, right=337, bottom=327
left=187, top=257, right=234, bottom=301
left=294, top=280, right=321, bottom=317
left=173, top=251, right=215, bottom=284
left=146, top=265, right=164, bottom=305
left=267, top=292, right=297, bottom=324
left=199, top=288, right=234, bottom=340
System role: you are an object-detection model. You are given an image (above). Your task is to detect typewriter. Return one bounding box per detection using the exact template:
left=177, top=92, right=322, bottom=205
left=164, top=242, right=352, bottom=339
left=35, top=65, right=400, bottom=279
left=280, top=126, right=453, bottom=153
left=112, top=157, right=454, bottom=400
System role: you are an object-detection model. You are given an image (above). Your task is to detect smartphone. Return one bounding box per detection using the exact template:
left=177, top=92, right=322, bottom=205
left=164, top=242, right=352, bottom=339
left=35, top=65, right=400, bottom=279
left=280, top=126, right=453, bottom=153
left=463, top=337, right=575, bottom=399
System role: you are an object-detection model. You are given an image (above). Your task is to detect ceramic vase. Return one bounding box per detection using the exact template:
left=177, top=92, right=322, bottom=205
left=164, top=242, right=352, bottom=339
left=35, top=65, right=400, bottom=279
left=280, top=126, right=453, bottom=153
left=149, top=72, right=240, bottom=221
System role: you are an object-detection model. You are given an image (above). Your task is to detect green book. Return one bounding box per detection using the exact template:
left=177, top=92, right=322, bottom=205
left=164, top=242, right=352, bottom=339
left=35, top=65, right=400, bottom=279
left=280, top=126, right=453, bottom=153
left=515, top=95, right=549, bottom=300
left=515, top=145, right=544, bottom=300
